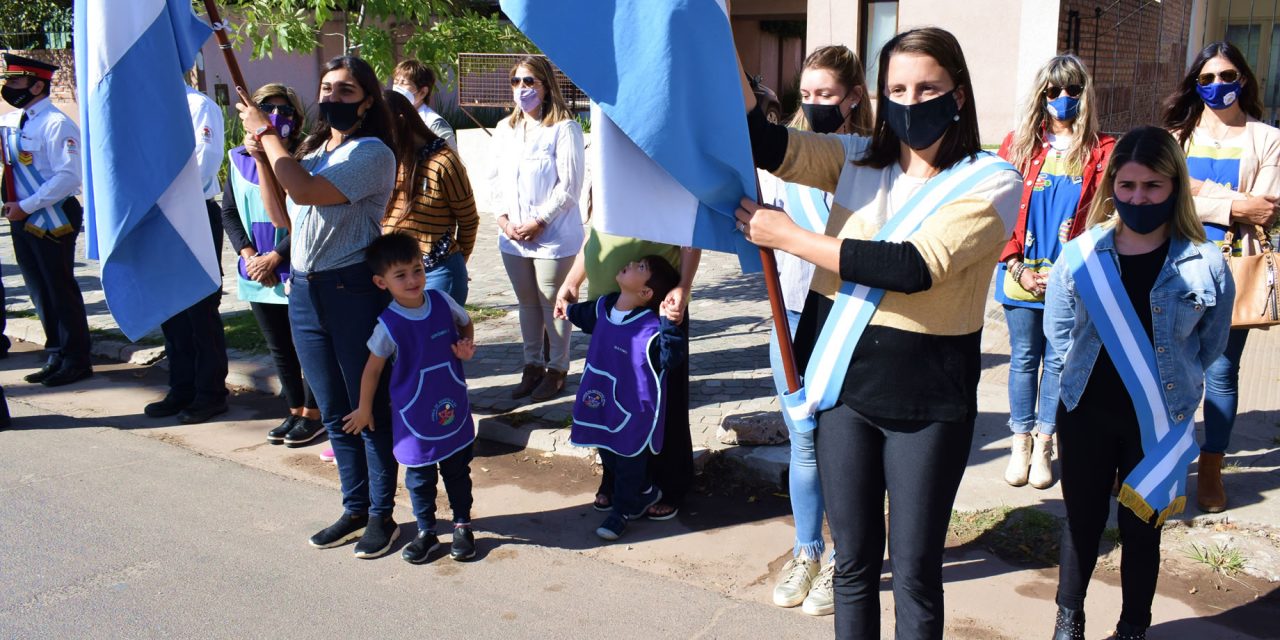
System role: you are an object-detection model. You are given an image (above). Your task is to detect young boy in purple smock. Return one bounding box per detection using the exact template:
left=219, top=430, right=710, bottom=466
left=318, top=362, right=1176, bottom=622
left=343, top=232, right=478, bottom=564
left=558, top=255, right=685, bottom=541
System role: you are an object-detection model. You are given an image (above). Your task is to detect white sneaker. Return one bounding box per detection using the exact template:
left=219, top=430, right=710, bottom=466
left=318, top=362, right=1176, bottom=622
left=1029, top=435, right=1055, bottom=489
left=801, top=561, right=835, bottom=616
left=1004, top=433, right=1032, bottom=487
left=772, top=556, right=819, bottom=607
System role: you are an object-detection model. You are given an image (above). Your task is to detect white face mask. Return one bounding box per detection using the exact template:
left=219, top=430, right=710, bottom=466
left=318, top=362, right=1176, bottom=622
left=392, top=85, right=417, bottom=105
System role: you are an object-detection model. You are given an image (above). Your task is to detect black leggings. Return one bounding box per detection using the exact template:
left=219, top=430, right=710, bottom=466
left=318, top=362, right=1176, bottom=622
left=816, top=403, right=974, bottom=640
left=1056, top=399, right=1162, bottom=629
left=250, top=301, right=317, bottom=410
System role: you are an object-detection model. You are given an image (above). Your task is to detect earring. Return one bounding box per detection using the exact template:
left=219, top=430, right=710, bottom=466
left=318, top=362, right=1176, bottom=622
left=953, top=114, right=960, bottom=121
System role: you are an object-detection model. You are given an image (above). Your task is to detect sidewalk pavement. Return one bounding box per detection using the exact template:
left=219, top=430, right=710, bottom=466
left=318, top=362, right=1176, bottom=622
left=3, top=214, right=1279, bottom=533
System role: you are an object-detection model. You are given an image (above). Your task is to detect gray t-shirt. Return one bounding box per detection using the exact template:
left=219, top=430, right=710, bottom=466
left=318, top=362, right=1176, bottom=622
left=368, top=295, right=471, bottom=359
left=289, top=136, right=396, bottom=273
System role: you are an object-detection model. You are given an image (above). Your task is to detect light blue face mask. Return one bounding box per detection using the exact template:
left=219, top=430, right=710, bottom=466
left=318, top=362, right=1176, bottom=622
left=1046, top=95, right=1080, bottom=121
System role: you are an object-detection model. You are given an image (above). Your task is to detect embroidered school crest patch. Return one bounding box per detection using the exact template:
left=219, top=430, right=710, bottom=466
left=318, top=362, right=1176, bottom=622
left=583, top=389, right=606, bottom=409
left=432, top=398, right=457, bottom=426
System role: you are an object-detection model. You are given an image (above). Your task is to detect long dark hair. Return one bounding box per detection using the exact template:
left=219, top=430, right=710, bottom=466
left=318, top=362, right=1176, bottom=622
left=1161, top=41, right=1263, bottom=147
left=382, top=89, right=442, bottom=213
left=296, top=56, right=394, bottom=157
left=856, top=27, right=981, bottom=170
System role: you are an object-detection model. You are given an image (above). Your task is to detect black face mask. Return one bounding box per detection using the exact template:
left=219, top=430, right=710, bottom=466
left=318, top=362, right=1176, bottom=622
left=319, top=100, right=362, bottom=132
left=1114, top=194, right=1177, bottom=234
left=1, top=84, right=34, bottom=109
left=882, top=90, right=959, bottom=150
left=801, top=102, right=848, bottom=134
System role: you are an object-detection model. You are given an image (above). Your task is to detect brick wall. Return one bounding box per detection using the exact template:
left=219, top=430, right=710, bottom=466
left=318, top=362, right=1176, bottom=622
left=1058, top=0, right=1194, bottom=134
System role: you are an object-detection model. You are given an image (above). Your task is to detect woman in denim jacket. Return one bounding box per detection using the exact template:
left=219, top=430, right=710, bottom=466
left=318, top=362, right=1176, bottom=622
left=1044, top=126, right=1233, bottom=640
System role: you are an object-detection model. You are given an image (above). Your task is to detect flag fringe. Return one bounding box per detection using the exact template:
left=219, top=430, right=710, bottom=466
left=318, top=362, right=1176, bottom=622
left=1118, top=483, right=1185, bottom=527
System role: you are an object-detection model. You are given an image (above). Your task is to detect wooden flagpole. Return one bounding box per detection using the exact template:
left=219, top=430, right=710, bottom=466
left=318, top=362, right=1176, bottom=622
left=200, top=0, right=290, bottom=230
left=754, top=195, right=801, bottom=394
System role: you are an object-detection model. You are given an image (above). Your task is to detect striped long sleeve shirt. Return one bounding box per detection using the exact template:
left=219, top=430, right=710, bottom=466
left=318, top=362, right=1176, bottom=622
left=383, top=142, right=479, bottom=260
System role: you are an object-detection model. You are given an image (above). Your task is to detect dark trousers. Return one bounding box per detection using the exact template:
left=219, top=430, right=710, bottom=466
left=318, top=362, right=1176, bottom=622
left=0, top=261, right=10, bottom=355
left=600, top=449, right=652, bottom=518
left=599, top=315, right=693, bottom=508
left=289, top=262, right=397, bottom=518
left=405, top=443, right=475, bottom=531
left=1056, top=399, right=1162, bottom=629
left=249, top=301, right=316, bottom=410
left=10, top=201, right=90, bottom=367
left=159, top=199, right=228, bottom=405
left=816, top=403, right=974, bottom=640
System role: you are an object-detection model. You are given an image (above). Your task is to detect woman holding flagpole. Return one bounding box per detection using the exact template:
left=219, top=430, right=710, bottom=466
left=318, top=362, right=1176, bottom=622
left=757, top=44, right=872, bottom=617
left=238, top=56, right=401, bottom=559
left=1043, top=126, right=1232, bottom=640
left=736, top=28, right=1021, bottom=639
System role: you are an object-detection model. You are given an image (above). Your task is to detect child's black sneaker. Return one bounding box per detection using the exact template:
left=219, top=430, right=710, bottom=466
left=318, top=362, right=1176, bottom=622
left=595, top=514, right=627, bottom=541
left=353, top=516, right=399, bottom=559
left=401, top=530, right=440, bottom=564
left=267, top=416, right=299, bottom=444
left=309, top=513, right=368, bottom=549
left=626, top=486, right=663, bottom=520
left=450, top=524, right=476, bottom=561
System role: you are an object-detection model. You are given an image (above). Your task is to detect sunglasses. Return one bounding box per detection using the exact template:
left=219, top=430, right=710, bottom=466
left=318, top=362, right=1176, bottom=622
left=1197, top=69, right=1241, bottom=86
left=510, top=76, right=540, bottom=88
left=257, top=103, right=297, bottom=117
left=1044, top=84, right=1084, bottom=99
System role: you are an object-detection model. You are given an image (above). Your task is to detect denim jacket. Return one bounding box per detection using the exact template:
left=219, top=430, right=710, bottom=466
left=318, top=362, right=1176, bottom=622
left=1044, top=227, right=1235, bottom=423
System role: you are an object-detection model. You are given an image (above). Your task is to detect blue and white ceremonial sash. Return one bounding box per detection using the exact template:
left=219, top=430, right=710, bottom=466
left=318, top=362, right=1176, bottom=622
left=2, top=126, right=73, bottom=237
left=780, top=152, right=1013, bottom=432
left=783, top=181, right=830, bottom=234
left=1061, top=227, right=1199, bottom=525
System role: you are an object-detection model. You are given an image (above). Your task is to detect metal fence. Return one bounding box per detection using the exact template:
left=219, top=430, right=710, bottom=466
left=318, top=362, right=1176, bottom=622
left=457, top=53, right=588, bottom=111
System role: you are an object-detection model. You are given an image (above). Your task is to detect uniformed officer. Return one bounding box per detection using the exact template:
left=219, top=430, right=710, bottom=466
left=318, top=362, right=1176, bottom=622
left=0, top=53, right=92, bottom=387
left=142, top=74, right=229, bottom=423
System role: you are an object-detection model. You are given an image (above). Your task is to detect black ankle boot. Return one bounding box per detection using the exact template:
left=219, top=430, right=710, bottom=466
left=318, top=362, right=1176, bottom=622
left=1112, top=619, right=1146, bottom=640
left=1052, top=605, right=1085, bottom=640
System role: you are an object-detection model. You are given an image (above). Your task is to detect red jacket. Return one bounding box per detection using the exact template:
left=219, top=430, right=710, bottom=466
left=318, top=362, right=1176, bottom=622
left=997, top=131, right=1115, bottom=263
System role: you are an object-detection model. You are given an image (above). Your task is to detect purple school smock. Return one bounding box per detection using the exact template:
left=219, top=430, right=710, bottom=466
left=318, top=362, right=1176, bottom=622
left=380, top=289, right=476, bottom=466
left=570, top=296, right=667, bottom=457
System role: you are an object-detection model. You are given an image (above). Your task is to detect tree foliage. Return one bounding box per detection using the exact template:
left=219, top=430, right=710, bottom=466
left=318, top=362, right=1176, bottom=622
left=0, top=0, right=72, bottom=50
left=214, top=1, right=536, bottom=83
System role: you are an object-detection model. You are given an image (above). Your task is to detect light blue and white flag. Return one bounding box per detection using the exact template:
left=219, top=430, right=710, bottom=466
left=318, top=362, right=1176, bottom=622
left=1062, top=227, right=1199, bottom=525
left=75, top=0, right=218, bottom=340
left=501, top=0, right=762, bottom=271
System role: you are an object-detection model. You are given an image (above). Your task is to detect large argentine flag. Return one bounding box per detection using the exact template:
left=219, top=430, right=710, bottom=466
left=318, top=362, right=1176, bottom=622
left=75, top=0, right=219, bottom=340
left=501, top=0, right=762, bottom=271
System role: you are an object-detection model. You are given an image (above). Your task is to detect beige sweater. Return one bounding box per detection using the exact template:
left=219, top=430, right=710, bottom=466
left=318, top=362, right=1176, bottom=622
left=774, top=130, right=1022, bottom=336
left=1191, top=118, right=1280, bottom=255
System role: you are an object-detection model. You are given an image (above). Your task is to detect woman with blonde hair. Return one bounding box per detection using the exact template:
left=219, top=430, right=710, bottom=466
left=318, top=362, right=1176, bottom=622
left=220, top=83, right=323, bottom=447
left=491, top=55, right=585, bottom=402
left=1160, top=41, right=1280, bottom=512
left=760, top=43, right=871, bottom=618
left=996, top=55, right=1114, bottom=490
left=1044, top=126, right=1233, bottom=640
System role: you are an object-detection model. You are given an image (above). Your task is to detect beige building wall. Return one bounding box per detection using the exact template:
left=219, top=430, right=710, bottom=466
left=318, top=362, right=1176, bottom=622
left=897, top=0, right=1030, bottom=145
left=806, top=0, right=860, bottom=52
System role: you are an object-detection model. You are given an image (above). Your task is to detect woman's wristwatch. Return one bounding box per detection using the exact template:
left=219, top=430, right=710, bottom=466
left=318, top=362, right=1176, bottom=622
left=253, top=124, right=277, bottom=141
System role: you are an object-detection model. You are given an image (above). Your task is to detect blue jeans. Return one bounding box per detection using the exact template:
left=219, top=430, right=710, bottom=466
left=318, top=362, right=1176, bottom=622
left=289, top=263, right=398, bottom=518
left=1202, top=329, right=1249, bottom=454
left=1003, top=304, right=1061, bottom=436
left=425, top=251, right=469, bottom=305
left=770, top=308, right=827, bottom=559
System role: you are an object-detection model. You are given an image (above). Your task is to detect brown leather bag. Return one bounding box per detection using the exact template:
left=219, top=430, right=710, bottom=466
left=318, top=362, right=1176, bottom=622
left=1222, top=225, right=1280, bottom=329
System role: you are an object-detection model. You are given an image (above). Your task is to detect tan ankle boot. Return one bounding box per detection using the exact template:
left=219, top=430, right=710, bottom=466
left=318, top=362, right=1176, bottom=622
left=530, top=368, right=567, bottom=402
left=1029, top=435, right=1056, bottom=489
left=1004, top=433, right=1032, bottom=487
left=1196, top=452, right=1226, bottom=513
left=511, top=364, right=545, bottom=399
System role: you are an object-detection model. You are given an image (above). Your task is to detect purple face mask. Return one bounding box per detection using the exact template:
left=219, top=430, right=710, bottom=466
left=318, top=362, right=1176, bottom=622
left=268, top=113, right=295, bottom=139
left=516, top=87, right=542, bottom=113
